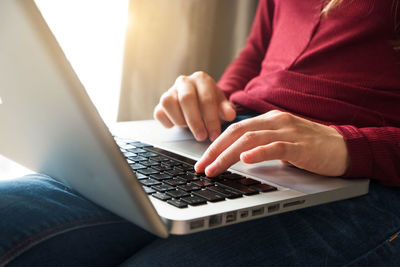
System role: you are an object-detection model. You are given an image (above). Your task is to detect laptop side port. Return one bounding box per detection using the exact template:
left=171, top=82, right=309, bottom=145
left=226, top=211, right=237, bottom=223
left=190, top=219, right=205, bottom=230
left=240, top=210, right=249, bottom=219
left=209, top=215, right=222, bottom=227
left=283, top=200, right=305, bottom=208
left=251, top=207, right=265, bottom=216
left=267, top=204, right=280, bottom=213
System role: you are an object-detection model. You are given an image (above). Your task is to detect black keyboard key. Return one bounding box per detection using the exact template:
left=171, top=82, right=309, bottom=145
left=142, top=186, right=156, bottom=194
left=221, top=173, right=245, bottom=180
left=118, top=143, right=135, bottom=149
left=165, top=169, right=185, bottom=176
left=202, top=175, right=223, bottom=181
left=152, top=192, right=171, bottom=201
left=216, top=180, right=259, bottom=196
left=123, top=152, right=137, bottom=157
left=192, top=180, right=214, bottom=188
left=153, top=165, right=173, bottom=172
left=167, top=199, right=188, bottom=208
left=141, top=160, right=160, bottom=167
left=237, top=178, right=261, bottom=186
left=187, top=172, right=203, bottom=177
left=164, top=178, right=187, bottom=186
left=166, top=189, right=190, bottom=198
left=128, top=156, right=148, bottom=162
left=150, top=173, right=173, bottom=181
left=129, top=141, right=153, bottom=148
left=180, top=165, right=195, bottom=172
left=137, top=168, right=159, bottom=176
left=178, top=183, right=201, bottom=192
left=165, top=160, right=182, bottom=167
left=151, top=156, right=170, bottom=162
left=147, top=147, right=197, bottom=165
left=127, top=148, right=147, bottom=154
left=178, top=174, right=200, bottom=182
left=140, top=178, right=161, bottom=187
left=135, top=173, right=148, bottom=180
left=130, top=163, right=146, bottom=171
left=140, top=152, right=159, bottom=157
left=181, top=195, right=207, bottom=206
left=208, top=186, right=242, bottom=199
left=251, top=183, right=277, bottom=192
left=193, top=189, right=225, bottom=202
left=152, top=183, right=175, bottom=192
left=161, top=163, right=174, bottom=169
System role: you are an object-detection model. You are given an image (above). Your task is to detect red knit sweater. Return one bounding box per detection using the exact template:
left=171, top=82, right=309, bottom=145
left=218, top=0, right=400, bottom=186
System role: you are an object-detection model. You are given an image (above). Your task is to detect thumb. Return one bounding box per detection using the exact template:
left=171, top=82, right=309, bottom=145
left=216, top=87, right=236, bottom=122
left=219, top=99, right=236, bottom=122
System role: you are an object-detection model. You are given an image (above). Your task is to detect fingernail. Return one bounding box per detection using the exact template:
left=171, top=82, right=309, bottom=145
left=205, top=164, right=217, bottom=176
left=196, top=131, right=207, bottom=141
left=240, top=152, right=249, bottom=162
left=194, top=162, right=201, bottom=172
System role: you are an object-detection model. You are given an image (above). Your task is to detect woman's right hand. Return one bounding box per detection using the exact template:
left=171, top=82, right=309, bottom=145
left=153, top=71, right=237, bottom=141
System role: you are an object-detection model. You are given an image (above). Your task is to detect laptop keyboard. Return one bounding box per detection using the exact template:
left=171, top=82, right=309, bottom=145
left=115, top=138, right=277, bottom=208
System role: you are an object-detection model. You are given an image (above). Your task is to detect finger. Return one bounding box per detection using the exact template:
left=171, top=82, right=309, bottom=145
left=176, top=77, right=208, bottom=141
left=160, top=89, right=186, bottom=127
left=219, top=100, right=236, bottom=122
left=153, top=104, right=174, bottom=128
left=194, top=76, right=221, bottom=141
left=216, top=89, right=236, bottom=122
left=240, top=141, right=300, bottom=164
left=195, top=115, right=280, bottom=172
left=204, top=130, right=288, bottom=176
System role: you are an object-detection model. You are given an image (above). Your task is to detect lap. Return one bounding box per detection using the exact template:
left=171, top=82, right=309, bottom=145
left=124, top=181, right=400, bottom=267
left=1, top=174, right=400, bottom=267
left=0, top=174, right=155, bottom=266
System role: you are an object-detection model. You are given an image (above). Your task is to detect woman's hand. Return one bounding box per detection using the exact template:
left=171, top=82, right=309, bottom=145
left=195, top=110, right=350, bottom=177
left=154, top=71, right=236, bottom=141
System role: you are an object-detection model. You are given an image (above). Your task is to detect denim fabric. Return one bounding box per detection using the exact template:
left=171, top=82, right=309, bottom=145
left=0, top=174, right=399, bottom=266
left=122, top=181, right=400, bottom=267
left=0, top=175, right=155, bottom=267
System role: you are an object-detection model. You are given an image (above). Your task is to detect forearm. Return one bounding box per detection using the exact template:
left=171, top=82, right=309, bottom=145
left=332, top=125, right=400, bottom=186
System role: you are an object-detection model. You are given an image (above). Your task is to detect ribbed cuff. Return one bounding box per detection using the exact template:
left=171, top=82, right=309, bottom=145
left=330, top=125, right=373, bottom=178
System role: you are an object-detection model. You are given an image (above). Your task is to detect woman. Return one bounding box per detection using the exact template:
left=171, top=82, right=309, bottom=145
left=1, top=0, right=400, bottom=266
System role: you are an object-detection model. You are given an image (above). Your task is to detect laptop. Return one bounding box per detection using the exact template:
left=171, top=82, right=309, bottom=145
left=0, top=0, right=369, bottom=238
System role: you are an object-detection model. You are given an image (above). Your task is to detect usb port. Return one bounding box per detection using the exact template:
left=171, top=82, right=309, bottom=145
left=240, top=210, right=249, bottom=219
left=283, top=200, right=305, bottom=208
left=226, top=211, right=237, bottom=223
left=190, top=219, right=204, bottom=230
left=268, top=204, right=280, bottom=213
left=251, top=207, right=264, bottom=216
left=209, top=215, right=222, bottom=227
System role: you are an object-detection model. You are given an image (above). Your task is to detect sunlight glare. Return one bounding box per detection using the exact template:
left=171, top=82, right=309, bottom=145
left=34, top=0, right=129, bottom=124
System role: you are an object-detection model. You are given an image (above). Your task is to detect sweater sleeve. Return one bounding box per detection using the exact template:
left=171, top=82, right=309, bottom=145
left=217, top=0, right=274, bottom=98
left=331, top=125, right=400, bottom=186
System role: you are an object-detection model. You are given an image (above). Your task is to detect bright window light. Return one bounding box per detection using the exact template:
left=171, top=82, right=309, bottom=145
left=1, top=1, right=130, bottom=179
left=34, top=0, right=129, bottom=124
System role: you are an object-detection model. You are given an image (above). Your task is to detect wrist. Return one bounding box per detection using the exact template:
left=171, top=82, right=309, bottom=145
left=329, top=125, right=373, bottom=178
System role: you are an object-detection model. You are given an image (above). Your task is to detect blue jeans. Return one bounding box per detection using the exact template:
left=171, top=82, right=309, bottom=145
left=0, top=174, right=399, bottom=266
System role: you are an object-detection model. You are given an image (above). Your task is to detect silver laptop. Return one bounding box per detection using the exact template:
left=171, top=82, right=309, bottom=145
left=0, top=0, right=369, bottom=238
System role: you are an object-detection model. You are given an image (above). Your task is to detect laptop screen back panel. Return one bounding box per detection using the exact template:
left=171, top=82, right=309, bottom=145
left=0, top=0, right=168, bottom=237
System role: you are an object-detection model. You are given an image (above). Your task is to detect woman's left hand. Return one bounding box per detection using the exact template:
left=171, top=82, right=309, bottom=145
left=195, top=110, right=350, bottom=177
